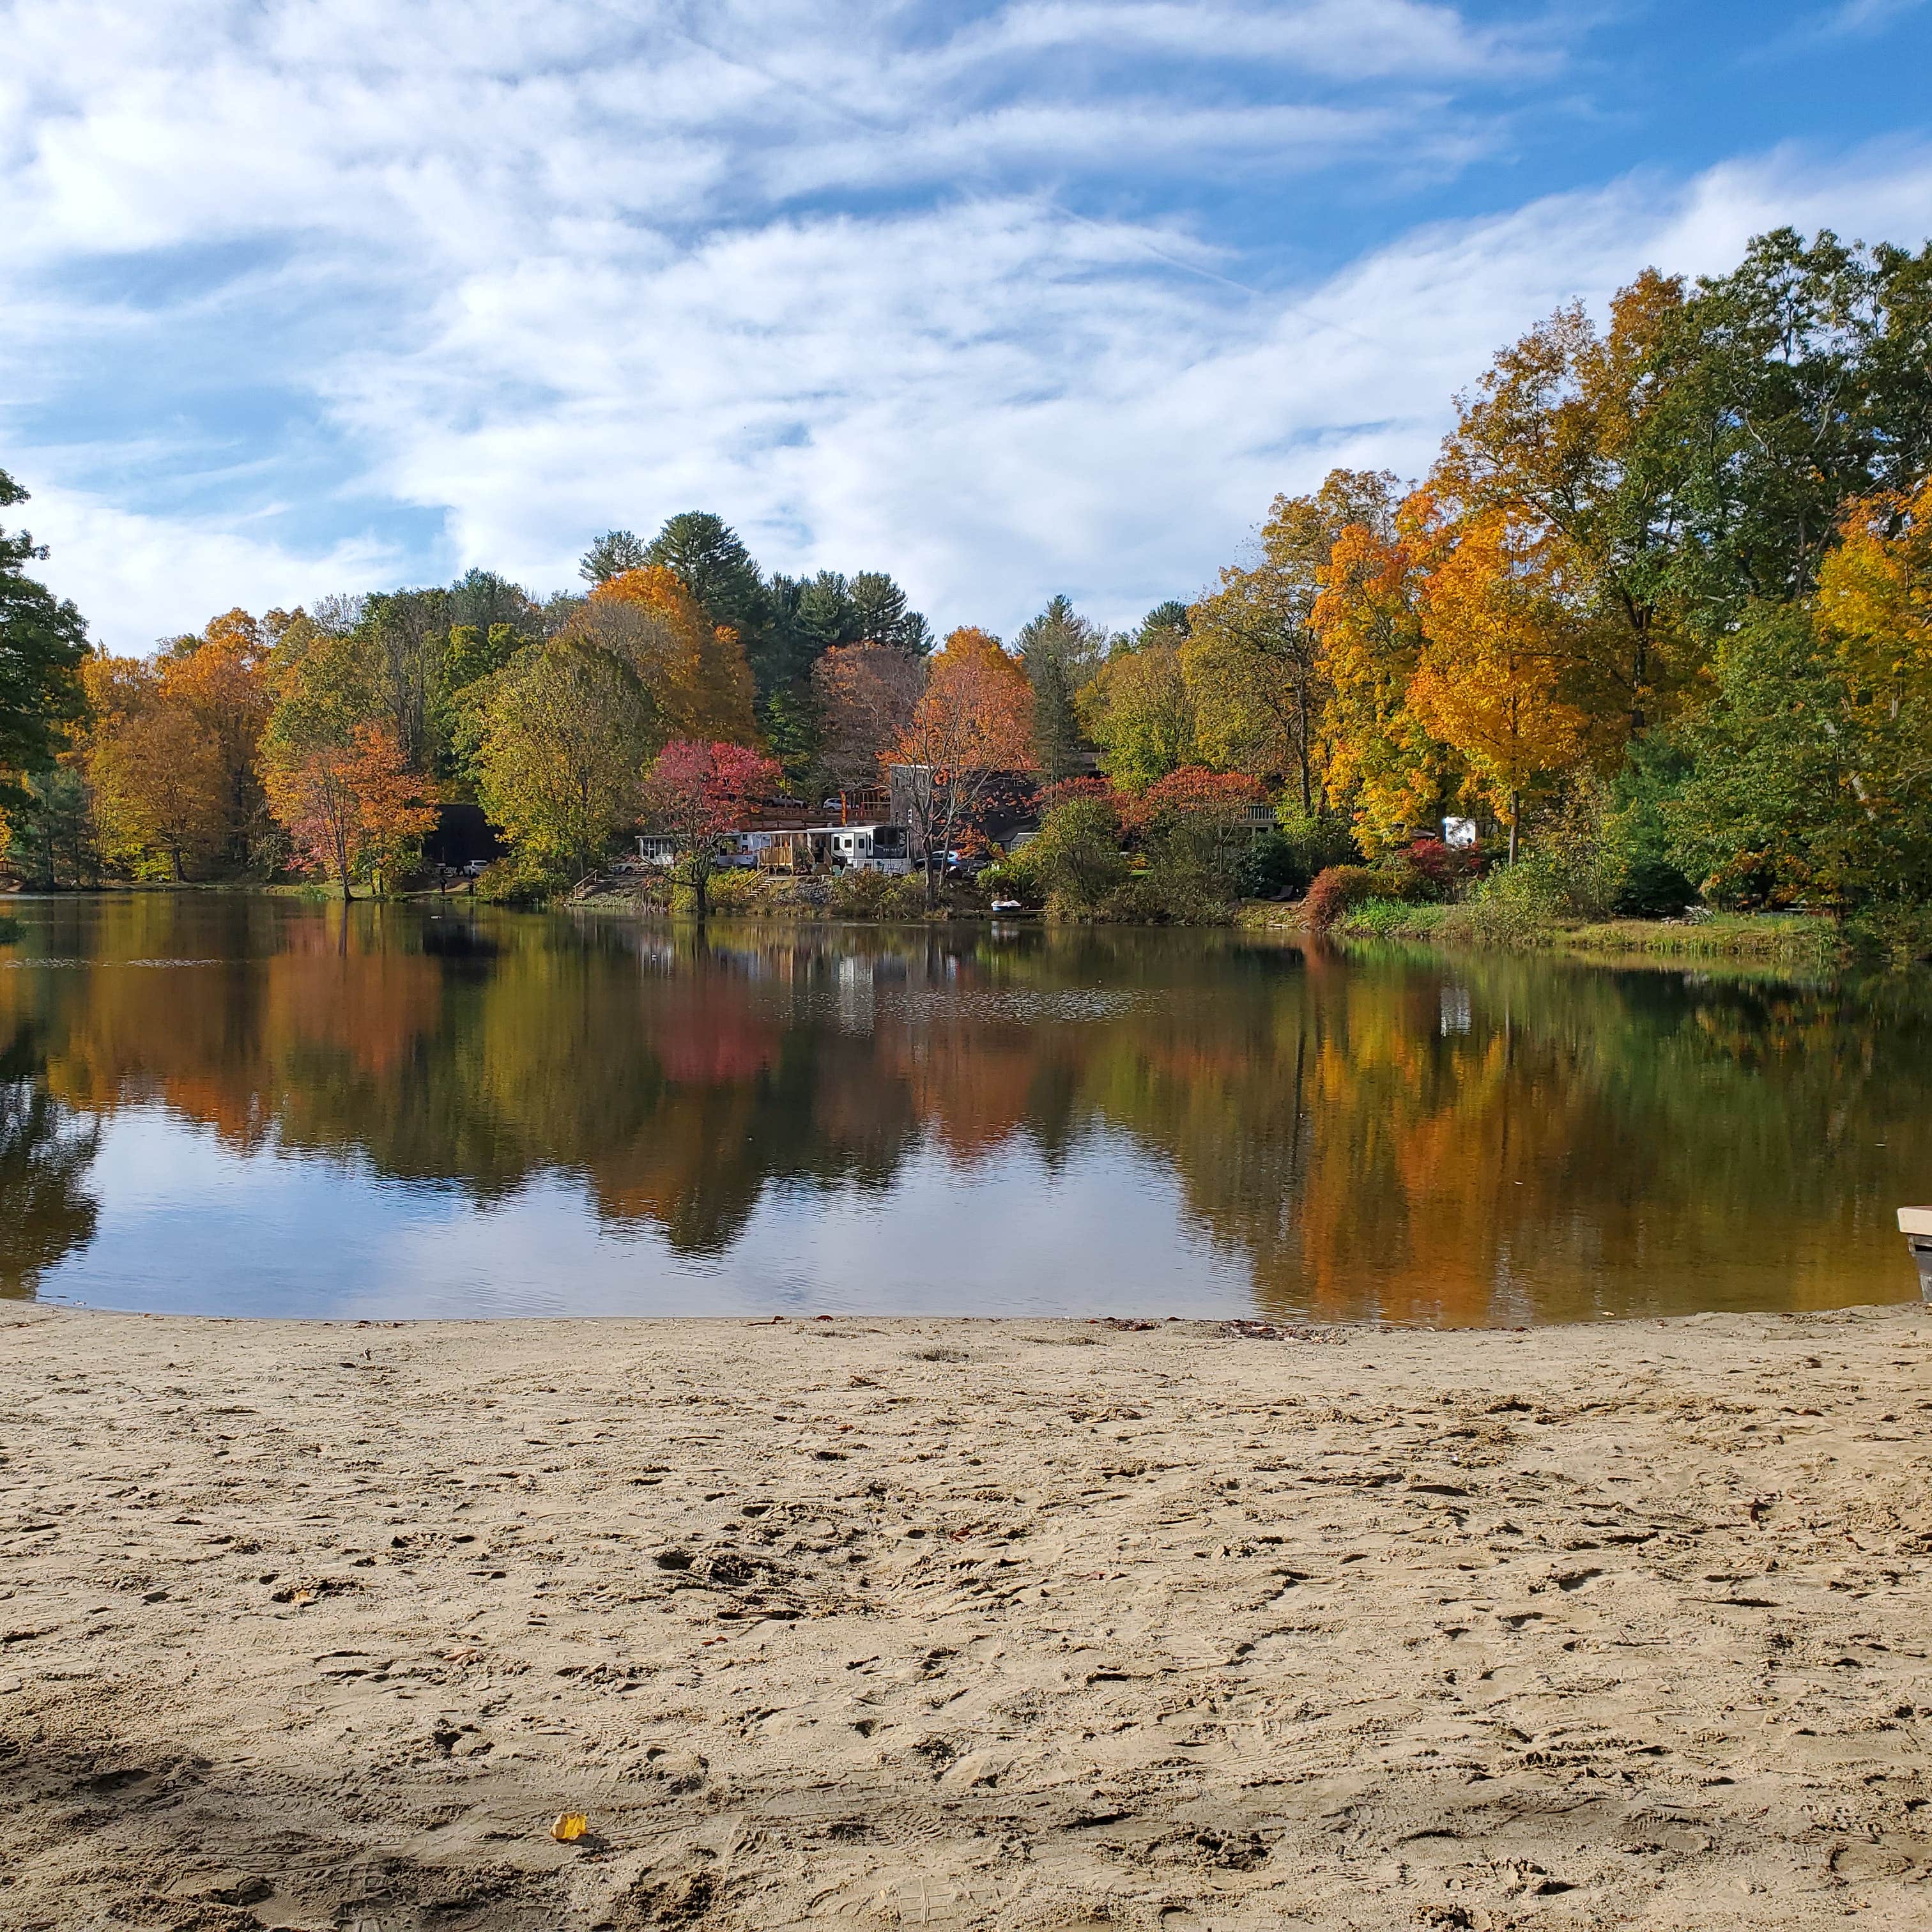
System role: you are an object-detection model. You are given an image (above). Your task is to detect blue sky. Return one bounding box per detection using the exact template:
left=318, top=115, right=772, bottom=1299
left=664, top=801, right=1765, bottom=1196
left=3, top=0, right=1930, bottom=650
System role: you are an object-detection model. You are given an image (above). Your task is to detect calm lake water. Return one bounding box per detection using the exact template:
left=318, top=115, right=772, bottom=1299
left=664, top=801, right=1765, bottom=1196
left=0, top=893, right=1922, bottom=1323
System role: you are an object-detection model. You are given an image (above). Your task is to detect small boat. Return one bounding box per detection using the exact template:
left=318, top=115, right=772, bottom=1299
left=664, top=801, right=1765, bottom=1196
left=990, top=897, right=1032, bottom=916
left=1897, top=1208, right=1932, bottom=1299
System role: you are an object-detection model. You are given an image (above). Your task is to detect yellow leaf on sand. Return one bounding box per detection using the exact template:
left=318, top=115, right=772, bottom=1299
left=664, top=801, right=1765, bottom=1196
left=551, top=1813, right=588, bottom=1843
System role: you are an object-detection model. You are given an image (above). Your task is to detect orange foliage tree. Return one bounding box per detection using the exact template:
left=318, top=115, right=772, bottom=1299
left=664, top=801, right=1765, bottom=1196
left=890, top=627, right=1034, bottom=907
left=262, top=719, right=438, bottom=901
left=584, top=567, right=759, bottom=747
left=79, top=610, right=275, bottom=881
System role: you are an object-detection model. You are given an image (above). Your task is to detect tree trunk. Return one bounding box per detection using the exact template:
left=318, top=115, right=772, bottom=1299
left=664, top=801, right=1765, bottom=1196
left=693, top=861, right=709, bottom=920
left=1508, top=790, right=1520, bottom=866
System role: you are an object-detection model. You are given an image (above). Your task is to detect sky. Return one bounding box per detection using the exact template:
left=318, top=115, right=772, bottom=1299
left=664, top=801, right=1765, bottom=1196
left=3, top=0, right=1931, bottom=652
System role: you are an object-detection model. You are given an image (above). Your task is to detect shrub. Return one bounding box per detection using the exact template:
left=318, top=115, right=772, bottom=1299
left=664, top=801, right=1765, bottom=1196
left=1236, top=831, right=1302, bottom=900
left=1389, top=836, right=1482, bottom=902
left=1436, top=860, right=1566, bottom=946
left=827, top=869, right=926, bottom=921
left=977, top=849, right=1039, bottom=901
left=1100, top=873, right=1174, bottom=924
left=473, top=857, right=562, bottom=907
left=1843, top=903, right=1932, bottom=969
left=1303, top=864, right=1383, bottom=934
left=1132, top=792, right=1248, bottom=917
left=1338, top=896, right=1448, bottom=939
left=1275, top=810, right=1360, bottom=885
left=1027, top=795, right=1128, bottom=917
left=696, top=868, right=802, bottom=915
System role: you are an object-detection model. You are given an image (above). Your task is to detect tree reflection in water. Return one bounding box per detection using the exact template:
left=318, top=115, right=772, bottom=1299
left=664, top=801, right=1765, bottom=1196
left=0, top=893, right=1924, bottom=1321
left=0, top=1025, right=100, bottom=1298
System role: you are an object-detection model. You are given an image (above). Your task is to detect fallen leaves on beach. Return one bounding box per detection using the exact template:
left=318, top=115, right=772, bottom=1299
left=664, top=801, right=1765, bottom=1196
left=550, top=1812, right=588, bottom=1843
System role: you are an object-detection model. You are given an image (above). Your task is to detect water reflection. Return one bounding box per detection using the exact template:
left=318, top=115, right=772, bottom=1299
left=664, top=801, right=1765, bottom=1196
left=0, top=1013, right=101, bottom=1295
left=0, top=894, right=1922, bottom=1321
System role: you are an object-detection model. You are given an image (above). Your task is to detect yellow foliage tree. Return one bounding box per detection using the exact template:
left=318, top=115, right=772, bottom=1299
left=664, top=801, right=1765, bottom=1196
left=1430, top=270, right=1689, bottom=742
left=82, top=652, right=226, bottom=880
left=1308, top=499, right=1451, bottom=851
left=1187, top=470, right=1403, bottom=811
left=1411, top=510, right=1591, bottom=861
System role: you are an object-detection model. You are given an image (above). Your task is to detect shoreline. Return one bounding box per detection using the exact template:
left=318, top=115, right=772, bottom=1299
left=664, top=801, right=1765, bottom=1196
left=4, top=882, right=1874, bottom=972
left=4, top=1301, right=1929, bottom=1928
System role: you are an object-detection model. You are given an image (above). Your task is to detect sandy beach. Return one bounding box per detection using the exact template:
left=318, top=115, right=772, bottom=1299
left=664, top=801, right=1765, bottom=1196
left=3, top=1303, right=1929, bottom=1930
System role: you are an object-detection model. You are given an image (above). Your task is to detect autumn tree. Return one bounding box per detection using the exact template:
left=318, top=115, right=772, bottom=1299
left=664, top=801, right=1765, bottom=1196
left=1187, top=470, right=1402, bottom=813
left=891, top=627, right=1035, bottom=907
left=261, top=719, right=435, bottom=899
left=1431, top=273, right=1688, bottom=741
left=812, top=640, right=926, bottom=791
left=638, top=739, right=783, bottom=917
left=585, top=567, right=760, bottom=746
left=261, top=617, right=434, bottom=899
left=80, top=613, right=273, bottom=884
left=1412, top=511, right=1591, bottom=862
left=165, top=608, right=275, bottom=864
left=468, top=640, right=649, bottom=884
left=1308, top=496, right=1453, bottom=851
left=86, top=658, right=225, bottom=880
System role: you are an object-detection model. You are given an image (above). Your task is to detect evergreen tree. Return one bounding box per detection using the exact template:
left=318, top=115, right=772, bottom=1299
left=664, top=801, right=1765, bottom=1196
left=0, top=470, right=88, bottom=812
left=1017, top=595, right=1105, bottom=782
left=578, top=529, right=648, bottom=585
left=643, top=512, right=779, bottom=698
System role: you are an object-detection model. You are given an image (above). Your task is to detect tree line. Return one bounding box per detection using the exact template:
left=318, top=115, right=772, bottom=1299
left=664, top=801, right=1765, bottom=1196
left=3, top=226, right=1930, bottom=925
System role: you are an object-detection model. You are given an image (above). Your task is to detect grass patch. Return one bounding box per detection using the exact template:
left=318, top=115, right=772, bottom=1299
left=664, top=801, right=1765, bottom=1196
left=1333, top=897, right=1447, bottom=940
left=1561, top=912, right=1841, bottom=967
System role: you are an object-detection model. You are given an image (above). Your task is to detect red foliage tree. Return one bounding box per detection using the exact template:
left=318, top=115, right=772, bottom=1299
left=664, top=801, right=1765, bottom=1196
left=638, top=738, right=783, bottom=917
left=1121, top=765, right=1264, bottom=830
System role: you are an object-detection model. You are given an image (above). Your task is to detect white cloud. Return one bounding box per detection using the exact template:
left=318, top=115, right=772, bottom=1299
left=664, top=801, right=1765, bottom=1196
left=17, top=484, right=404, bottom=651
left=3, top=2, right=1929, bottom=650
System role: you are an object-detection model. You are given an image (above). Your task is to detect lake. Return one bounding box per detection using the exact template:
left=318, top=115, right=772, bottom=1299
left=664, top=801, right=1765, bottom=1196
left=0, top=893, right=1921, bottom=1323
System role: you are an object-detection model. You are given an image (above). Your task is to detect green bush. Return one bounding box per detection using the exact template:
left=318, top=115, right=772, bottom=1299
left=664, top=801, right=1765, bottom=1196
left=1843, top=903, right=1932, bottom=970
left=977, top=850, right=1038, bottom=901
left=1338, top=896, right=1448, bottom=939
left=1135, top=805, right=1245, bottom=919
left=1436, top=861, right=1565, bottom=946
left=1236, top=831, right=1302, bottom=900
left=1517, top=761, right=1697, bottom=919
left=827, top=869, right=926, bottom=921
left=473, top=857, right=562, bottom=907
left=1027, top=796, right=1128, bottom=917
left=1100, top=873, right=1174, bottom=923
left=1275, top=811, right=1359, bottom=886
